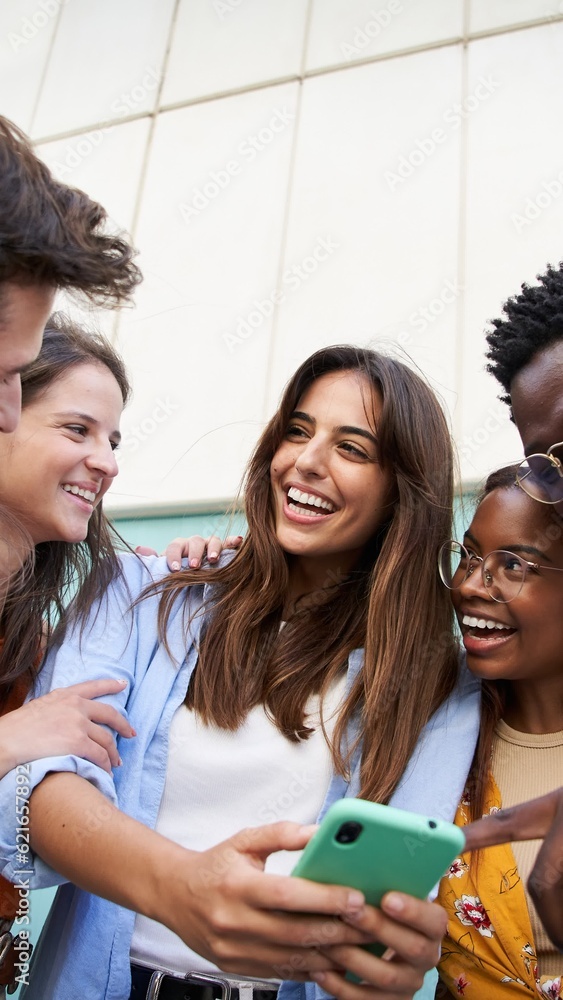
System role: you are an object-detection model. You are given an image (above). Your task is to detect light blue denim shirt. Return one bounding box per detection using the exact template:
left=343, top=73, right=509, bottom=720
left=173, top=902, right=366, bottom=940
left=0, top=554, right=481, bottom=1000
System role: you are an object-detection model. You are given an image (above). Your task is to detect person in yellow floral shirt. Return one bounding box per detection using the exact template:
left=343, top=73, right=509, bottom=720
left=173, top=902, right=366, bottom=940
left=436, top=464, right=563, bottom=998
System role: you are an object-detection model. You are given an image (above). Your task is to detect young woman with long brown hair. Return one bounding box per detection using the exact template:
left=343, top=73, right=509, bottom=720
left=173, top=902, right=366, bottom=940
left=0, top=315, right=137, bottom=778
left=0, top=315, right=138, bottom=991
left=0, top=326, right=389, bottom=999
left=0, top=345, right=480, bottom=1000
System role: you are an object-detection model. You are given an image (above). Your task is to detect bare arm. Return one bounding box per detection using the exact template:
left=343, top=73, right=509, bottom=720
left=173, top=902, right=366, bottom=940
left=30, top=774, right=448, bottom=992
left=464, top=788, right=563, bottom=950
left=30, top=772, right=371, bottom=980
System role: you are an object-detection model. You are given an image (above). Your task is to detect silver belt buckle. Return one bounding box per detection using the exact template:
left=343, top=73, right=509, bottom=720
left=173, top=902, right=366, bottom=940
left=142, top=966, right=276, bottom=1000
left=146, top=971, right=166, bottom=1000
left=146, top=970, right=233, bottom=1000
left=189, top=972, right=277, bottom=1000
left=187, top=972, right=232, bottom=1000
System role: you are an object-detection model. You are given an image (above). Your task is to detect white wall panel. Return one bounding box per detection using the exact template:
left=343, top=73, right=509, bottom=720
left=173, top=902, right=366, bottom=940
left=35, top=118, right=150, bottom=341
left=470, top=0, right=563, bottom=34
left=306, top=0, right=463, bottom=72
left=112, top=83, right=299, bottom=510
left=269, top=46, right=463, bottom=428
left=162, top=0, right=308, bottom=105
left=461, top=23, right=563, bottom=483
left=3, top=2, right=560, bottom=507
left=0, top=0, right=58, bottom=133
left=37, top=118, right=150, bottom=232
left=32, top=0, right=175, bottom=138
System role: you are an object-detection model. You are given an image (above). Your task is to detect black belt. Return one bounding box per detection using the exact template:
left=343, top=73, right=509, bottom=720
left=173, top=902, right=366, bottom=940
left=130, top=964, right=279, bottom=1000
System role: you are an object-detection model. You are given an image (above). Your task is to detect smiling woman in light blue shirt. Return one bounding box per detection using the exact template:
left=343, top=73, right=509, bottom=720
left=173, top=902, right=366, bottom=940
left=0, top=345, right=480, bottom=1000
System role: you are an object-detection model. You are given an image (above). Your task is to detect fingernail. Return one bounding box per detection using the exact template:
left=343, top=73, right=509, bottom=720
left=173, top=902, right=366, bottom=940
left=190, top=558, right=199, bottom=568
left=299, top=824, right=318, bottom=835
left=346, top=890, right=365, bottom=912
left=117, top=757, right=123, bottom=767
left=311, top=973, right=325, bottom=985
left=118, top=679, right=127, bottom=686
left=130, top=728, right=137, bottom=737
left=384, top=892, right=404, bottom=913
left=171, top=561, right=180, bottom=571
left=209, top=551, right=218, bottom=560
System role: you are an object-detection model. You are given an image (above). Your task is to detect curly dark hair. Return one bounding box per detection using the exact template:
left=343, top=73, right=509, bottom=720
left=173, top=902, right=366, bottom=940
left=486, top=263, right=563, bottom=409
left=0, top=115, right=141, bottom=304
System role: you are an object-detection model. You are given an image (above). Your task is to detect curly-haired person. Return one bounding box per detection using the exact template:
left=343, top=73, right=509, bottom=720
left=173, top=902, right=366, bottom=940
left=0, top=114, right=140, bottom=432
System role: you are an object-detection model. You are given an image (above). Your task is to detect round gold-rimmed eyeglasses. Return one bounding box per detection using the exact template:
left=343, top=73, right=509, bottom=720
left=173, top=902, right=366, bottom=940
left=438, top=540, right=563, bottom=603
left=516, top=442, right=563, bottom=504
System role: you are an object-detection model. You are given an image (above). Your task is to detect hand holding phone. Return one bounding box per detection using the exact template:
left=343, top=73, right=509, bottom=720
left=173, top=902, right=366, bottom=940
left=292, top=797, right=463, bottom=969
left=292, top=798, right=464, bottom=904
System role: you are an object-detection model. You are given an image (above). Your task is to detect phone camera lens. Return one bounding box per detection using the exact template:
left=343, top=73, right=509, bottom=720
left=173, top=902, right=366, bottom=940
left=335, top=821, right=363, bottom=844
left=428, top=820, right=437, bottom=829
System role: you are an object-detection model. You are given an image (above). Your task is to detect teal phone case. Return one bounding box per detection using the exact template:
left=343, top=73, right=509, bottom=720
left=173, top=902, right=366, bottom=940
left=292, top=798, right=465, bottom=901
left=292, top=798, right=465, bottom=970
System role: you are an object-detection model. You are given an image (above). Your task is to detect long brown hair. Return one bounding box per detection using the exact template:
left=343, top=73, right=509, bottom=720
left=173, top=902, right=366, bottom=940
left=0, top=314, right=131, bottom=706
left=148, top=345, right=459, bottom=804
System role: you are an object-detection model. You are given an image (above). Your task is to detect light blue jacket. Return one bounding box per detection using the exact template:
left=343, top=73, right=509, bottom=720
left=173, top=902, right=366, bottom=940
left=0, top=555, right=481, bottom=1000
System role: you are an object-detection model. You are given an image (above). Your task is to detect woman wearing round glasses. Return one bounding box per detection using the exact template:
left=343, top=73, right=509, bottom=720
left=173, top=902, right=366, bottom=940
left=436, top=464, right=563, bottom=998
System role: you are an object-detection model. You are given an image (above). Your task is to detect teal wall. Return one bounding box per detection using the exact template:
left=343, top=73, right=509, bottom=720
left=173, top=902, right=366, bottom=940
left=454, top=487, right=478, bottom=540
left=111, top=492, right=477, bottom=556
left=112, top=510, right=246, bottom=554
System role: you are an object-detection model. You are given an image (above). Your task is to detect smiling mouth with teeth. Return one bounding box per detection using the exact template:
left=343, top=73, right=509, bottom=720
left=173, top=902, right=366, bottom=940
left=286, top=486, right=335, bottom=517
left=461, top=614, right=515, bottom=638
left=62, top=484, right=97, bottom=504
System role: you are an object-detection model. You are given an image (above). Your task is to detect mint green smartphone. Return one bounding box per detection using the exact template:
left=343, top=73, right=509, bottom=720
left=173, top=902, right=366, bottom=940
left=292, top=798, right=464, bottom=965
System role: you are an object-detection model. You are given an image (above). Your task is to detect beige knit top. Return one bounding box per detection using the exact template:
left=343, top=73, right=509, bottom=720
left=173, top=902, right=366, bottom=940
left=492, top=719, right=563, bottom=978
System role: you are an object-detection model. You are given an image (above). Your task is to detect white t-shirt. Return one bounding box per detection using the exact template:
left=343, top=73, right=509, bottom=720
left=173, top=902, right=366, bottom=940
left=130, top=674, right=347, bottom=975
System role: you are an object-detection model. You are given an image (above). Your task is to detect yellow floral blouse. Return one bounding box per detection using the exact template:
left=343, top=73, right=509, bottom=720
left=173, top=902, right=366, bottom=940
left=437, top=776, right=563, bottom=999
